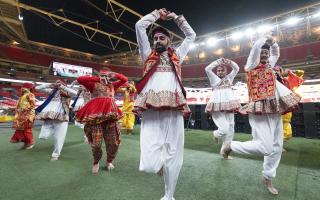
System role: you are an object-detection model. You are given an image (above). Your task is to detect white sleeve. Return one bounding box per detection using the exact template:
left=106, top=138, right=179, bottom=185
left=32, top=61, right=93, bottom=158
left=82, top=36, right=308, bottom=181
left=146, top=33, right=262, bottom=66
left=174, top=15, right=196, bottom=64
left=60, top=85, right=77, bottom=97
left=268, top=42, right=280, bottom=68
left=205, top=60, right=220, bottom=87
left=135, top=10, right=160, bottom=62
left=227, top=60, right=240, bottom=82
left=244, top=37, right=267, bottom=71
left=35, top=84, right=53, bottom=94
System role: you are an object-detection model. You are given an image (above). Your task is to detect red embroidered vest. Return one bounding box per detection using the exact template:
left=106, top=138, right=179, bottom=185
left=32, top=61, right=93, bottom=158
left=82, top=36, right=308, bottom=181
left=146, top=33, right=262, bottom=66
left=247, top=64, right=276, bottom=102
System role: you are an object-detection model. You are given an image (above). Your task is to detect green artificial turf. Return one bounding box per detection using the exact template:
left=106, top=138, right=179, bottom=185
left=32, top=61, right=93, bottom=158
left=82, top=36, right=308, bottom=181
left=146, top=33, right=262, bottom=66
left=0, top=125, right=319, bottom=200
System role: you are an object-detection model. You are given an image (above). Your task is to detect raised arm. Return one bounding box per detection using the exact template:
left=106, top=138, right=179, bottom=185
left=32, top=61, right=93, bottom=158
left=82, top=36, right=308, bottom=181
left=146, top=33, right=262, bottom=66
left=174, top=15, right=196, bottom=63
left=35, top=83, right=53, bottom=94
left=77, top=76, right=100, bottom=92
left=135, top=10, right=160, bottom=62
left=227, top=60, right=240, bottom=81
left=244, top=37, right=268, bottom=71
left=205, top=59, right=221, bottom=87
left=59, top=85, right=77, bottom=97
left=69, top=80, right=78, bottom=89
left=112, top=73, right=128, bottom=91
left=269, top=42, right=280, bottom=68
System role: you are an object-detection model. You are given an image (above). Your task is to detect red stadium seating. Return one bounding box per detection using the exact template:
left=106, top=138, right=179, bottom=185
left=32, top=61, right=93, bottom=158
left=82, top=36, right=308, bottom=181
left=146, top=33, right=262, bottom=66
left=0, top=41, right=319, bottom=81
left=309, top=42, right=320, bottom=59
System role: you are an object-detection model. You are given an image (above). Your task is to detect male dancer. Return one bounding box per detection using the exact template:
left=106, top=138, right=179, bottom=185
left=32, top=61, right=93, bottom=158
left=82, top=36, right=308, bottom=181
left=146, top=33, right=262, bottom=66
left=223, top=36, right=301, bottom=195
left=205, top=58, right=240, bottom=159
left=36, top=80, right=77, bottom=161
left=134, top=8, right=196, bottom=200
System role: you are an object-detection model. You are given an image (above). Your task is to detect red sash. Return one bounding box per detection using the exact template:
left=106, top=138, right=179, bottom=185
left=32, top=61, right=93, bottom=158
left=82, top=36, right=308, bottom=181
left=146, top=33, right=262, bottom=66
left=136, top=48, right=186, bottom=98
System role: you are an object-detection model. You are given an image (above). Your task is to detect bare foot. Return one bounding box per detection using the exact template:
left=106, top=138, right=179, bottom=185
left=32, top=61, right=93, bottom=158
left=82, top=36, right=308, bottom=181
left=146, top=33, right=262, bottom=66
left=92, top=163, right=99, bottom=173
left=106, top=163, right=115, bottom=171
left=262, top=176, right=279, bottom=195
left=222, top=143, right=232, bottom=159
left=50, top=156, right=59, bottom=161
left=25, top=144, right=34, bottom=150
left=223, top=155, right=233, bottom=160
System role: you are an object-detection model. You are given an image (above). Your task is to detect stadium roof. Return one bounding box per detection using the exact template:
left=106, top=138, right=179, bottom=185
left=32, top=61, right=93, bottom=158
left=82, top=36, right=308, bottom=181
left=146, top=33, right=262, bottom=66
left=0, top=0, right=317, bottom=57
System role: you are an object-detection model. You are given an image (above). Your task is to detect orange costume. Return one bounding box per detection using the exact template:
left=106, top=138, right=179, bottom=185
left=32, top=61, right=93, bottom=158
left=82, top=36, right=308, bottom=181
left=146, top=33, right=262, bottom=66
left=280, top=70, right=304, bottom=141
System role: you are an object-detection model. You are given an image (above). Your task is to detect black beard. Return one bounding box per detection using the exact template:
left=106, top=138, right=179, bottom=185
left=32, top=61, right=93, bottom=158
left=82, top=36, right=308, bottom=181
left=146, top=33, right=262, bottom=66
left=260, top=60, right=267, bottom=64
left=155, top=44, right=166, bottom=53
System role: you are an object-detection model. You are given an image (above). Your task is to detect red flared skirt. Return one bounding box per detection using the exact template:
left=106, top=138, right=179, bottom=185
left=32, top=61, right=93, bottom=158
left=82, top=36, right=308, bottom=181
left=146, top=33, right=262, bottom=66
left=76, top=97, right=122, bottom=124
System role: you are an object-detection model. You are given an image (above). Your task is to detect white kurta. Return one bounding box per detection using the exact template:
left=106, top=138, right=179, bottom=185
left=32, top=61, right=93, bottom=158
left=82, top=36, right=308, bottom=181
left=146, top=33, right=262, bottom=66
left=231, top=36, right=300, bottom=180
left=135, top=9, right=196, bottom=200
left=72, top=88, right=91, bottom=129
left=205, top=59, right=240, bottom=154
left=36, top=84, right=77, bottom=158
left=72, top=89, right=91, bottom=112
left=205, top=59, right=240, bottom=111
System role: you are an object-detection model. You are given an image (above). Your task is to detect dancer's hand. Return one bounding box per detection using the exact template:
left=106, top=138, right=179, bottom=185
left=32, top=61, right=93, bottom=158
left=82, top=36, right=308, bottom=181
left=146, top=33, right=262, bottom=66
left=107, top=72, right=116, bottom=80
left=217, top=58, right=225, bottom=65
left=223, top=58, right=231, bottom=65
left=159, top=8, right=168, bottom=20
left=55, top=80, right=63, bottom=88
left=70, top=80, right=78, bottom=87
left=265, top=35, right=275, bottom=46
left=165, top=11, right=178, bottom=20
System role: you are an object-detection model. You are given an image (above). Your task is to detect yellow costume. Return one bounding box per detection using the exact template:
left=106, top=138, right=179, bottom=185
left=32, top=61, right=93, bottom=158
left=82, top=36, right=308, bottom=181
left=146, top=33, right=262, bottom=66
left=10, top=83, right=36, bottom=148
left=12, top=91, right=36, bottom=130
left=0, top=113, right=14, bottom=122
left=281, top=70, right=304, bottom=141
left=118, top=83, right=136, bottom=134
left=0, top=101, right=15, bottom=123
left=282, top=112, right=292, bottom=141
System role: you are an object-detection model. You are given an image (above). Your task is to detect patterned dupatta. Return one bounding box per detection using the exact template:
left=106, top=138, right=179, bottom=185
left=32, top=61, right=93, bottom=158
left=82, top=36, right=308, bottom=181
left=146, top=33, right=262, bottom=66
left=35, top=88, right=58, bottom=113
